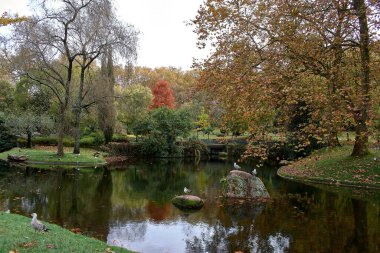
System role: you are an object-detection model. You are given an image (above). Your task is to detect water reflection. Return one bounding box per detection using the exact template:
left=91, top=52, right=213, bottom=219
left=0, top=161, right=379, bottom=252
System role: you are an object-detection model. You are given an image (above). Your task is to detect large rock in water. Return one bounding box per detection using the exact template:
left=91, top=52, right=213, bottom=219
left=172, top=195, right=204, bottom=209
left=223, top=170, right=269, bottom=198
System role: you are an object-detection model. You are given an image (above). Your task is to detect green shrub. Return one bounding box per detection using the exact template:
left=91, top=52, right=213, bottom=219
left=80, top=132, right=104, bottom=147
left=0, top=115, right=16, bottom=152
left=133, top=107, right=193, bottom=157
left=112, top=134, right=130, bottom=142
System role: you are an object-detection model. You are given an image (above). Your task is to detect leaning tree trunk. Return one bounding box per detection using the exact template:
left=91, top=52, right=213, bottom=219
left=351, top=0, right=370, bottom=157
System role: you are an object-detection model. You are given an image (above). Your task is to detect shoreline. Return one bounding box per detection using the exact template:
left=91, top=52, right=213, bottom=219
left=277, top=146, right=380, bottom=189
left=0, top=212, right=135, bottom=253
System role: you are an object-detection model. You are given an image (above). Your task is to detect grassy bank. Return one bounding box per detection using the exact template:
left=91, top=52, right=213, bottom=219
left=0, top=147, right=106, bottom=165
left=0, top=212, right=134, bottom=253
left=278, top=146, right=380, bottom=189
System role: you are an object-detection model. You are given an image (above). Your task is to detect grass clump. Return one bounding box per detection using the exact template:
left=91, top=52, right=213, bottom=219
left=278, top=146, right=380, bottom=188
left=0, top=147, right=106, bottom=165
left=0, top=212, right=134, bottom=253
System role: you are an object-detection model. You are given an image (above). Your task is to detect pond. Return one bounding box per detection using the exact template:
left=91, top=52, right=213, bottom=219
left=0, top=160, right=379, bottom=253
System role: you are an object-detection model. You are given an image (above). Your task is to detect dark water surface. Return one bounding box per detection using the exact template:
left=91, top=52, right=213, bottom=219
left=0, top=160, right=379, bottom=253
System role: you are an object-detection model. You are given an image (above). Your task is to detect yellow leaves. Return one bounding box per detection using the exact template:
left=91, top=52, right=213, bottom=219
left=0, top=12, right=28, bottom=26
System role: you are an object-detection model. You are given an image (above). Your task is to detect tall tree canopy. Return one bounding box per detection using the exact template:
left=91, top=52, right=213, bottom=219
left=193, top=0, right=379, bottom=159
left=3, top=0, right=138, bottom=155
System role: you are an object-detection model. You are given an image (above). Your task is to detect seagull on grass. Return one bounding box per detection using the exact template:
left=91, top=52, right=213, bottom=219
left=31, top=213, right=50, bottom=232
left=233, top=162, right=241, bottom=170
left=184, top=187, right=191, bottom=194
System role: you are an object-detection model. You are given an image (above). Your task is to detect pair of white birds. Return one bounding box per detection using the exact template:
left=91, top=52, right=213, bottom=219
left=234, top=162, right=257, bottom=176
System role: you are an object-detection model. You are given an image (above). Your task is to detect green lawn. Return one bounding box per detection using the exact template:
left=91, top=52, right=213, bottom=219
left=0, top=147, right=106, bottom=165
left=0, top=212, right=134, bottom=253
left=278, top=146, right=380, bottom=188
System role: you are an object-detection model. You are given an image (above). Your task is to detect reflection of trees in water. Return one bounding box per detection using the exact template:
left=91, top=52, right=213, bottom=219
left=68, top=168, right=79, bottom=226
left=145, top=201, right=172, bottom=221
left=89, top=168, right=113, bottom=241
left=268, top=233, right=290, bottom=253
left=344, top=199, right=370, bottom=253
left=109, top=221, right=147, bottom=243
left=185, top=202, right=266, bottom=252
left=1, top=163, right=380, bottom=252
left=3, top=167, right=53, bottom=217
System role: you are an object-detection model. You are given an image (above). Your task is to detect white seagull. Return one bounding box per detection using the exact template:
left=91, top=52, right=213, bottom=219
left=184, top=187, right=191, bottom=194
left=233, top=162, right=241, bottom=170
left=31, top=213, right=50, bottom=232
left=252, top=169, right=257, bottom=177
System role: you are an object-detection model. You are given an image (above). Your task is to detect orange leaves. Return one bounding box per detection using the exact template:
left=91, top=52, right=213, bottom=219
left=151, top=80, right=176, bottom=110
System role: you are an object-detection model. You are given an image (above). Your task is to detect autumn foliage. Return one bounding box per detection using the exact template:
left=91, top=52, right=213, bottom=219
left=192, top=0, right=379, bottom=160
left=151, top=80, right=175, bottom=109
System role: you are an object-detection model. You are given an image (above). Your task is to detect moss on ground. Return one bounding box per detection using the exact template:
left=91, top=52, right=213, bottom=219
left=278, top=146, right=380, bottom=189
left=0, top=212, right=134, bottom=253
left=0, top=147, right=106, bottom=165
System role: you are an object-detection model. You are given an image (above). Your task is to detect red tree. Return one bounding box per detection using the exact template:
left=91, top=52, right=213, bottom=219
left=151, top=80, right=175, bottom=109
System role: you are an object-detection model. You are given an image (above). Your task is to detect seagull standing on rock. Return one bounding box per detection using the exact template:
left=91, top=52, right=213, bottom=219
left=233, top=162, right=241, bottom=170
left=31, top=213, right=50, bottom=232
left=184, top=187, right=191, bottom=194
left=252, top=169, right=257, bottom=177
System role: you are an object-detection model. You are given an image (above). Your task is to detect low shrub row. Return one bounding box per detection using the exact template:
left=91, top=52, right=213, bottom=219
left=17, top=133, right=130, bottom=147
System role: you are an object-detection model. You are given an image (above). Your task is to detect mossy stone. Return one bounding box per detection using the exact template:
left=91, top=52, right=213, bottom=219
left=172, top=195, right=204, bottom=209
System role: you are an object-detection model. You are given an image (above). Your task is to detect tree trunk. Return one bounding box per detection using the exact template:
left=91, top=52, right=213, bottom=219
left=73, top=66, right=86, bottom=154
left=98, top=49, right=115, bottom=145
left=57, top=106, right=66, bottom=157
left=26, top=131, right=32, bottom=148
left=73, top=107, right=81, bottom=154
left=351, top=0, right=370, bottom=157
left=326, top=3, right=344, bottom=148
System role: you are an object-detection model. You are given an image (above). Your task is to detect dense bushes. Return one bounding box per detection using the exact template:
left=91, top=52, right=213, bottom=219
left=134, top=107, right=193, bottom=157
left=0, top=114, right=16, bottom=152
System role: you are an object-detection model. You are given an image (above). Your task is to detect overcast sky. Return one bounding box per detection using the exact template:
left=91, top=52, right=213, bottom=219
left=0, top=0, right=207, bottom=69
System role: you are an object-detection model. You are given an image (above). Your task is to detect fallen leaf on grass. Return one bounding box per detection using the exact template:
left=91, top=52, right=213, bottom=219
left=18, top=240, right=37, bottom=248
left=105, top=247, right=116, bottom=253
left=9, top=250, right=20, bottom=253
left=46, top=244, right=56, bottom=249
left=70, top=227, right=81, bottom=234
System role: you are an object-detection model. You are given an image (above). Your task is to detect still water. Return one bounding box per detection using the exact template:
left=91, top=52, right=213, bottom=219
left=0, top=160, right=379, bottom=253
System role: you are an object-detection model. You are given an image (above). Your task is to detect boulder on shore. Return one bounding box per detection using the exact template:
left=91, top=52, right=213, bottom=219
left=7, top=154, right=28, bottom=163
left=222, top=170, right=269, bottom=199
left=172, top=195, right=204, bottom=209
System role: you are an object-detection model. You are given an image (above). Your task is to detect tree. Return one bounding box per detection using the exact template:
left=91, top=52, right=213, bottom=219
left=5, top=0, right=95, bottom=156
left=0, top=80, right=14, bottom=112
left=196, top=107, right=212, bottom=137
left=192, top=0, right=378, bottom=159
left=0, top=12, right=27, bottom=26
left=4, top=113, right=53, bottom=148
left=351, top=0, right=371, bottom=156
left=151, top=80, right=175, bottom=109
left=4, top=0, right=137, bottom=155
left=117, top=84, right=153, bottom=134
left=135, top=107, right=193, bottom=157
left=97, top=50, right=116, bottom=145
left=7, top=78, right=54, bottom=148
left=64, top=0, right=137, bottom=153
left=0, top=112, right=16, bottom=152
